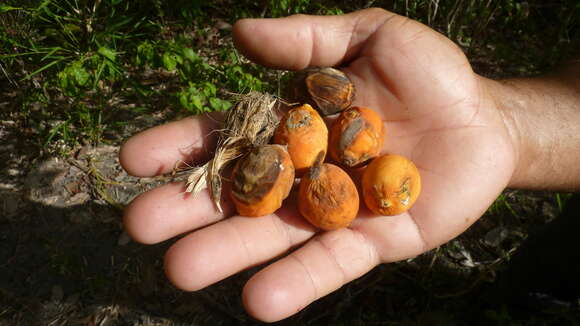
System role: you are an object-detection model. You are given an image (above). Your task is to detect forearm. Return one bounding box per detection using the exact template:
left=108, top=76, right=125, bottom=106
left=483, top=59, right=580, bottom=191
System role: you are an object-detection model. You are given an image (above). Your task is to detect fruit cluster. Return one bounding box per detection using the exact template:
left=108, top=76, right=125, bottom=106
left=230, top=68, right=421, bottom=230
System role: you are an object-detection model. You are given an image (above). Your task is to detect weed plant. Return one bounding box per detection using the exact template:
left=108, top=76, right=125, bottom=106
left=1, top=0, right=577, bottom=150
left=0, top=1, right=578, bottom=324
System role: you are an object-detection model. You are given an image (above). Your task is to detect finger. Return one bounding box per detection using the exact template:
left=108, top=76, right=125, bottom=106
left=233, top=8, right=394, bottom=70
left=119, top=113, right=223, bottom=177
left=343, top=12, right=475, bottom=121
left=163, top=198, right=316, bottom=292
left=123, top=181, right=233, bottom=244
left=350, top=209, right=430, bottom=263
left=242, top=228, right=380, bottom=322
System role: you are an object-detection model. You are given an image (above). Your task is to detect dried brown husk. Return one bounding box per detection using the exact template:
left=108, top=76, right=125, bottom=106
left=288, top=67, right=354, bottom=116
left=182, top=91, right=280, bottom=213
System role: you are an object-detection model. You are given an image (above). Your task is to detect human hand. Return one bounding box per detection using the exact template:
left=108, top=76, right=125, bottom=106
left=120, top=8, right=517, bottom=322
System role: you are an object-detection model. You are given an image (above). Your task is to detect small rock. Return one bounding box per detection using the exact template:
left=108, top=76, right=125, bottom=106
left=41, top=195, right=61, bottom=206
left=6, top=168, right=20, bottom=176
left=483, top=227, right=510, bottom=248
left=64, top=181, right=80, bottom=194
left=113, top=187, right=139, bottom=205
left=447, top=240, right=476, bottom=267
left=30, top=102, right=43, bottom=111
left=68, top=192, right=90, bottom=205
left=215, top=19, right=232, bottom=31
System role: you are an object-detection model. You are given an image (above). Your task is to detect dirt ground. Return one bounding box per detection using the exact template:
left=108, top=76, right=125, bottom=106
left=1, top=98, right=580, bottom=326
left=1, top=7, right=580, bottom=324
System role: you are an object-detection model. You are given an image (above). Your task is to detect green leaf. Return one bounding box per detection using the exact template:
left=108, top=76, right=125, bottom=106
left=230, top=65, right=243, bottom=75
left=191, top=94, right=204, bottom=111
left=57, top=60, right=91, bottom=95
left=221, top=100, right=232, bottom=111
left=63, top=23, right=82, bottom=34
left=174, top=53, right=183, bottom=65
left=182, top=47, right=199, bottom=62
left=98, top=46, right=116, bottom=62
left=23, top=58, right=65, bottom=80
left=136, top=42, right=155, bottom=66
left=72, top=65, right=90, bottom=86
left=66, top=61, right=90, bottom=86
left=0, top=5, right=22, bottom=13
left=201, top=82, right=217, bottom=97
left=209, top=97, right=231, bottom=111
left=57, top=70, right=70, bottom=91
left=162, top=52, right=177, bottom=71
left=179, top=92, right=191, bottom=110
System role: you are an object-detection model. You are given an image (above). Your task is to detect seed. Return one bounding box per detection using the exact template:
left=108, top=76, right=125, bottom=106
left=273, top=104, right=328, bottom=176
left=329, top=106, right=384, bottom=167
left=230, top=144, right=295, bottom=217
left=298, top=156, right=359, bottom=230
left=289, top=67, right=354, bottom=116
left=362, top=154, right=421, bottom=216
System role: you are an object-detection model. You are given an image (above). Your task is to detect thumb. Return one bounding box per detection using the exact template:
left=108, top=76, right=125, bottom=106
left=232, top=8, right=394, bottom=70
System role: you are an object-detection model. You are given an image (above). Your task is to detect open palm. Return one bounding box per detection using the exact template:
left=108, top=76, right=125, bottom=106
left=120, top=9, right=516, bottom=322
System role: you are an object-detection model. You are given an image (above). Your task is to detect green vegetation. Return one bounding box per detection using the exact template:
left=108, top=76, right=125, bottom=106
left=0, top=0, right=274, bottom=150
left=1, top=0, right=578, bottom=150
left=1, top=1, right=579, bottom=325
left=2, top=0, right=576, bottom=219
left=1, top=0, right=577, bottom=232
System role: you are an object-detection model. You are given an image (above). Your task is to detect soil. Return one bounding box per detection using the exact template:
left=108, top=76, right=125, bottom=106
left=1, top=8, right=579, bottom=325
left=2, top=101, right=579, bottom=326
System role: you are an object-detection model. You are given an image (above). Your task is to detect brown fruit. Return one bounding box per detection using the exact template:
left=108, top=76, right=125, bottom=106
left=362, top=154, right=421, bottom=216
left=329, top=106, right=384, bottom=167
left=298, top=158, right=359, bottom=230
left=273, top=104, right=328, bottom=176
left=289, top=67, right=354, bottom=116
left=230, top=144, right=295, bottom=217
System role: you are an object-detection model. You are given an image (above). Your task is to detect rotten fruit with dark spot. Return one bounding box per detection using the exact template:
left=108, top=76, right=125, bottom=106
left=329, top=106, right=384, bottom=167
left=273, top=104, right=328, bottom=176
left=230, top=144, right=295, bottom=217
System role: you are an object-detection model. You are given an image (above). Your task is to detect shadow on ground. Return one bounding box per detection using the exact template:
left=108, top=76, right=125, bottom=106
left=0, top=119, right=579, bottom=326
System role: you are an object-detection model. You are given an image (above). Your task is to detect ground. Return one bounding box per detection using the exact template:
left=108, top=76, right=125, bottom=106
left=1, top=1, right=580, bottom=325
left=2, top=93, right=579, bottom=326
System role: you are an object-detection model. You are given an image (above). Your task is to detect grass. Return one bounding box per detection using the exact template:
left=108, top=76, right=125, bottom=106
left=1, top=0, right=579, bottom=325
left=1, top=0, right=272, bottom=151
left=1, top=0, right=578, bottom=150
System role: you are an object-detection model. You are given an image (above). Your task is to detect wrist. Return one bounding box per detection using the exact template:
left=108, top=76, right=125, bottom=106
left=481, top=67, right=580, bottom=191
left=481, top=77, right=528, bottom=188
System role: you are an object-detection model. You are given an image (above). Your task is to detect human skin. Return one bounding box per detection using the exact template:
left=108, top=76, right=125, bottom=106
left=119, top=8, right=580, bottom=323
